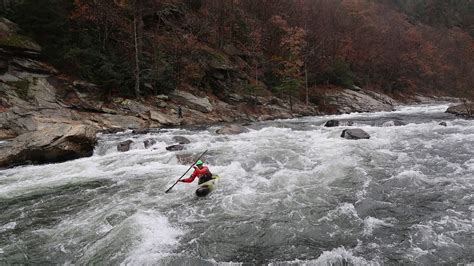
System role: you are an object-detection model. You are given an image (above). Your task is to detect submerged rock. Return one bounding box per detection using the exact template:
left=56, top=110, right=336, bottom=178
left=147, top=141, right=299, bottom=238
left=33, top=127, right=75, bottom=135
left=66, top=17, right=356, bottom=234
left=166, top=144, right=184, bottom=151
left=439, top=122, right=447, bottom=127
left=143, top=138, right=156, bottom=148
left=324, top=120, right=340, bottom=127
left=341, top=128, right=370, bottom=140
left=117, top=140, right=133, bottom=152
left=173, top=136, right=191, bottom=144
left=216, top=124, right=249, bottom=134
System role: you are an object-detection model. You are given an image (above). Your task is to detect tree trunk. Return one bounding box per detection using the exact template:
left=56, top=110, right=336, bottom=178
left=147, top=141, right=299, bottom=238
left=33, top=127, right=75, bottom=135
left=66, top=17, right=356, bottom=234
left=133, top=0, right=144, bottom=98
left=305, top=64, right=308, bottom=105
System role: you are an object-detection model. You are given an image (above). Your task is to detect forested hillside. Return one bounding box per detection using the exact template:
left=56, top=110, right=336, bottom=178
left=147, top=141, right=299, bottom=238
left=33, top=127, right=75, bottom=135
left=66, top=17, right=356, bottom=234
left=1, top=0, right=473, bottom=103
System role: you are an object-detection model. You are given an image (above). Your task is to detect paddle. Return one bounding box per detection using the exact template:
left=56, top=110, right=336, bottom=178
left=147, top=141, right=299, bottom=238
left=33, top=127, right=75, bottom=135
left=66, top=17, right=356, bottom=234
left=165, top=149, right=208, bottom=193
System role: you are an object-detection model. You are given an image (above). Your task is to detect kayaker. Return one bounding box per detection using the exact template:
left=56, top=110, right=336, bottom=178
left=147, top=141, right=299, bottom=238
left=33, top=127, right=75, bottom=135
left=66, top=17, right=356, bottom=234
left=179, top=160, right=213, bottom=184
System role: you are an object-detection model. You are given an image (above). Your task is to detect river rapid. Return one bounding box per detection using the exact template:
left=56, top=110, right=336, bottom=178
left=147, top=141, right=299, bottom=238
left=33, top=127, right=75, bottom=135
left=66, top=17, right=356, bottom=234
left=0, top=104, right=473, bottom=265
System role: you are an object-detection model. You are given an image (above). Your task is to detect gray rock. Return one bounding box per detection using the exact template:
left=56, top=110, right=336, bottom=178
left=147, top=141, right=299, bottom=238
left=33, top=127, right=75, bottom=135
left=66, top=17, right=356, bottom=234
left=143, top=138, right=156, bottom=148
left=324, top=120, right=340, bottom=127
left=166, top=144, right=184, bottom=151
left=173, top=136, right=191, bottom=144
left=171, top=90, right=213, bottom=113
left=446, top=103, right=474, bottom=117
left=0, top=124, right=98, bottom=168
left=439, top=122, right=447, bottom=127
left=341, top=128, right=370, bottom=140
left=149, top=110, right=180, bottom=126
left=117, top=140, right=133, bottom=152
left=216, top=124, right=249, bottom=135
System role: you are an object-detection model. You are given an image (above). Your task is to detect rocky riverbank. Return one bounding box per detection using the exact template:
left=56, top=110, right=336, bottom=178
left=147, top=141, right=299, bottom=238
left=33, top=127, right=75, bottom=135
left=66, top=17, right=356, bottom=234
left=0, top=18, right=465, bottom=169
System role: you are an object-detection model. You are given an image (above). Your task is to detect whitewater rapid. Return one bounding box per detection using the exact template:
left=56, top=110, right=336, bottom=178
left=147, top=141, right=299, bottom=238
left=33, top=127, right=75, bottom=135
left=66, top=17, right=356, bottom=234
left=0, top=104, right=473, bottom=265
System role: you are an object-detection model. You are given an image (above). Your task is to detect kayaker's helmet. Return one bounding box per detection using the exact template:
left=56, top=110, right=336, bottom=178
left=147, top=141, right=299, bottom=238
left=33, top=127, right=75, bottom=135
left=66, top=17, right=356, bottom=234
left=196, top=160, right=203, bottom=166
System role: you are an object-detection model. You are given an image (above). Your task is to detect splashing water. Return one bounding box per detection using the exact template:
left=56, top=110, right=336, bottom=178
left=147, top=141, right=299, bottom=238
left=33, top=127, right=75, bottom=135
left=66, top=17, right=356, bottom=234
left=1, top=104, right=473, bottom=265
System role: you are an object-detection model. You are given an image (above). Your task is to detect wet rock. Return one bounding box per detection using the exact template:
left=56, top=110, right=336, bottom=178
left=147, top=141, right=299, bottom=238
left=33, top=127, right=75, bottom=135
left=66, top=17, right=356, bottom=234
left=132, top=128, right=150, bottom=134
left=117, top=140, right=133, bottom=152
left=324, top=120, right=340, bottom=127
left=216, top=124, right=249, bottom=135
left=341, top=128, right=370, bottom=140
left=100, top=128, right=125, bottom=134
left=446, top=103, right=474, bottom=117
left=166, top=144, right=184, bottom=151
left=0, top=124, right=98, bottom=168
left=439, top=122, right=447, bottom=127
left=173, top=136, right=190, bottom=144
left=143, top=138, right=156, bottom=148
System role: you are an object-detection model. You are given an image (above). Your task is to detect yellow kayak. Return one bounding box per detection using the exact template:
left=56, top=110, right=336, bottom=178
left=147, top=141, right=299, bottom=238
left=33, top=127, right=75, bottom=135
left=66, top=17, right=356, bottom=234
left=196, top=175, right=219, bottom=197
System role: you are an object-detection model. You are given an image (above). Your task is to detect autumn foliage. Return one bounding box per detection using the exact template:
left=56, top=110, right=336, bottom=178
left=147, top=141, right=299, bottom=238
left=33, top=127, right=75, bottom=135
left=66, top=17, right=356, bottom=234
left=4, top=0, right=474, bottom=101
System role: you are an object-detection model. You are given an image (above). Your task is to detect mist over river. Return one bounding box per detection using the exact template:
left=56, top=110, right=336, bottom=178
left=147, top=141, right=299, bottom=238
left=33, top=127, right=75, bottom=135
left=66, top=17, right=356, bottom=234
left=0, top=104, right=473, bottom=265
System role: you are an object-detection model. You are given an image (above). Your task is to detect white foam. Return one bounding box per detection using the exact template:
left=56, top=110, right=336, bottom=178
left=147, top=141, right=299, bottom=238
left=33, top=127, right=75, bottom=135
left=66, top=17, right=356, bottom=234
left=121, top=211, right=184, bottom=264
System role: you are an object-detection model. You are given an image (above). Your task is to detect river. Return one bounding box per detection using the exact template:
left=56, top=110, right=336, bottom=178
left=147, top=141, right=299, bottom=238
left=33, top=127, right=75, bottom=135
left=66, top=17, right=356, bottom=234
left=0, top=104, right=473, bottom=265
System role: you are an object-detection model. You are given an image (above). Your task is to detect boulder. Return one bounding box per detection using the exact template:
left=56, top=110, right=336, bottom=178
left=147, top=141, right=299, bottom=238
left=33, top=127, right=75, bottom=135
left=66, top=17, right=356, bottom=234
left=143, top=138, right=156, bottom=148
left=117, top=140, right=133, bottom=152
left=341, top=128, right=370, bottom=140
left=439, top=122, right=447, bottom=127
left=173, top=136, right=191, bottom=144
left=171, top=90, right=213, bottom=113
left=324, top=120, right=340, bottom=127
left=216, top=124, right=249, bottom=135
left=446, top=103, right=474, bottom=117
left=0, top=124, right=98, bottom=168
left=149, top=110, right=180, bottom=126
left=166, top=144, right=184, bottom=151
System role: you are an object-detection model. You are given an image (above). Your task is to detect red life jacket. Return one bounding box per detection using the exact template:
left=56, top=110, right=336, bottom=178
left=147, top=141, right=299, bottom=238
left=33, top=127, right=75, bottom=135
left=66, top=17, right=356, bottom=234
left=181, top=166, right=211, bottom=183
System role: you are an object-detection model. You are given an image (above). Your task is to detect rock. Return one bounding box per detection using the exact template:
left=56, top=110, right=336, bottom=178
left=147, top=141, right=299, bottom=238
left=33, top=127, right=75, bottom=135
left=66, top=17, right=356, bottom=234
left=0, top=128, right=16, bottom=139
left=72, top=80, right=98, bottom=90
left=100, top=128, right=125, bottom=134
left=216, top=124, right=249, bottom=135
left=149, top=110, right=180, bottom=126
left=117, top=140, right=133, bottom=152
left=439, top=122, right=447, bottom=127
left=228, top=93, right=244, bottom=103
left=324, top=120, right=340, bottom=127
left=94, top=114, right=147, bottom=129
left=120, top=99, right=151, bottom=114
left=446, top=103, right=474, bottom=117
left=326, top=89, right=396, bottom=113
left=156, top=94, right=169, bottom=100
left=0, top=124, right=98, bottom=168
left=173, top=136, right=191, bottom=144
left=349, top=85, right=362, bottom=91
left=132, top=128, right=151, bottom=134
left=341, top=128, right=370, bottom=140
left=166, top=144, right=184, bottom=151
left=143, top=138, right=156, bottom=148
left=171, top=90, right=213, bottom=113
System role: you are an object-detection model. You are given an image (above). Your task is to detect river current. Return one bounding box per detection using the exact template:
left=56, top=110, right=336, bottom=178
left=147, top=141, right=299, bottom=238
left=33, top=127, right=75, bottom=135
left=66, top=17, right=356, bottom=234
left=0, top=104, right=473, bottom=265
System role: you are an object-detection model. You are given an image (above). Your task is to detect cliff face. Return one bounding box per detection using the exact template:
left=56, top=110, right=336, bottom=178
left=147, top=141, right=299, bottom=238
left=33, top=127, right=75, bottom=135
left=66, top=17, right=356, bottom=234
left=0, top=18, right=401, bottom=169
